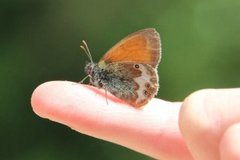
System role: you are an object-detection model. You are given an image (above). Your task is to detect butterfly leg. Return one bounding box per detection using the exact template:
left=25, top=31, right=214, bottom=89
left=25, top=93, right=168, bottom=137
left=104, top=88, right=109, bottom=106
left=79, top=75, right=90, bottom=83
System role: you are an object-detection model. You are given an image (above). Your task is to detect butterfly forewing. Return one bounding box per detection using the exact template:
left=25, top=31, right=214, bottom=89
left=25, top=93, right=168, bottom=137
left=100, top=28, right=161, bottom=68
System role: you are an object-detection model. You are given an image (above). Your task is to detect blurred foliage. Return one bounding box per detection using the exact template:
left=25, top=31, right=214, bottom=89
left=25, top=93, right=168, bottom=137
left=0, top=0, right=239, bottom=159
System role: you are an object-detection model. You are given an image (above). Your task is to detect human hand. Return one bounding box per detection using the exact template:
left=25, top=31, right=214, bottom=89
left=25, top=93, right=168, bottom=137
left=31, top=81, right=240, bottom=160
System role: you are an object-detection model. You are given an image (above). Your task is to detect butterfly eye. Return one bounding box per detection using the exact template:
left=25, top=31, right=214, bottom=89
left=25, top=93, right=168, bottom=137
left=134, top=64, right=140, bottom=69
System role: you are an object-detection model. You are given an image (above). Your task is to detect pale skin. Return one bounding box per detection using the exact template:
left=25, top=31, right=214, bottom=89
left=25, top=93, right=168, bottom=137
left=31, top=81, right=240, bottom=160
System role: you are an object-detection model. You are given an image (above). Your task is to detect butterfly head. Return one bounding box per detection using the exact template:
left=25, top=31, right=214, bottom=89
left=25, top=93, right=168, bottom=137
left=84, top=62, right=95, bottom=77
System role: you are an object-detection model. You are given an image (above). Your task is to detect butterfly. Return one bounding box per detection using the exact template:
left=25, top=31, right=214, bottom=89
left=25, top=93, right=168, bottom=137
left=81, top=28, right=161, bottom=107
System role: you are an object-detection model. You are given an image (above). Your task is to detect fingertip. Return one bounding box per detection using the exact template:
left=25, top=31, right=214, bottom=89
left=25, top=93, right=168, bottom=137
left=30, top=80, right=132, bottom=128
left=31, top=81, right=54, bottom=118
left=31, top=81, right=93, bottom=119
left=179, top=88, right=240, bottom=160
left=179, top=89, right=208, bottom=136
left=179, top=89, right=218, bottom=160
left=220, top=122, right=240, bottom=160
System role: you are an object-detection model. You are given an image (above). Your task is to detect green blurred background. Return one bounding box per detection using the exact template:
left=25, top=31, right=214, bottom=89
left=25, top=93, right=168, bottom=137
left=1, top=0, right=239, bottom=159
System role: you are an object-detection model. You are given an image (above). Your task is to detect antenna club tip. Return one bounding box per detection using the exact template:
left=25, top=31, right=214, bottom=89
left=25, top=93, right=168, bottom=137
left=80, top=40, right=93, bottom=63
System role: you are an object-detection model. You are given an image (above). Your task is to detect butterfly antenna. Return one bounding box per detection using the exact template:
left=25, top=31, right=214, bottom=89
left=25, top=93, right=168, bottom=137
left=80, top=40, right=93, bottom=63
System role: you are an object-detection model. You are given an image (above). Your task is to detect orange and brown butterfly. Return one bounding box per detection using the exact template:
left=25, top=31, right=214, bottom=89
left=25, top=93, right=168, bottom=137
left=81, top=28, right=161, bottom=107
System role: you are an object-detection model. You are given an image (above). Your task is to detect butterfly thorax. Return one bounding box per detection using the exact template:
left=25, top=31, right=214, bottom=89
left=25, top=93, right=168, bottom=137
left=85, top=62, right=104, bottom=86
left=85, top=61, right=133, bottom=89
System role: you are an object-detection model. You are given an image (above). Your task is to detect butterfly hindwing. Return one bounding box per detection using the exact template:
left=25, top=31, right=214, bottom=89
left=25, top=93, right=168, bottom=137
left=98, top=62, right=158, bottom=107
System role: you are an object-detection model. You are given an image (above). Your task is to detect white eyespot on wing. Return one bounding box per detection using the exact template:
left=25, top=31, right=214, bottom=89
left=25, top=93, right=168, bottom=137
left=133, top=64, right=159, bottom=106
